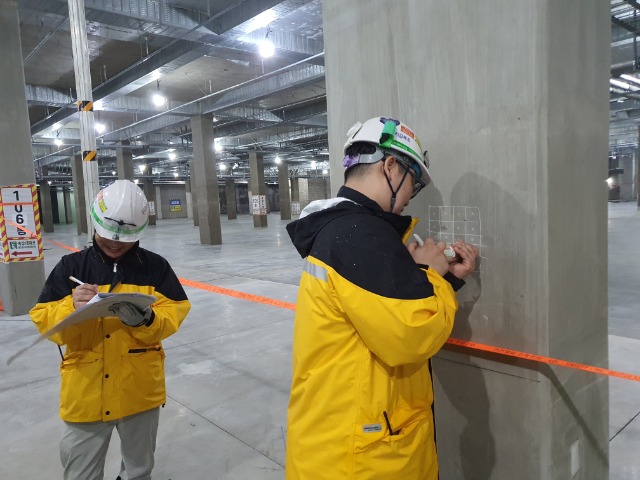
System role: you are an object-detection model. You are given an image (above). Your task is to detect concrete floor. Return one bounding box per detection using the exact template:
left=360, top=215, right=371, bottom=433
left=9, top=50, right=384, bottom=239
left=0, top=206, right=638, bottom=479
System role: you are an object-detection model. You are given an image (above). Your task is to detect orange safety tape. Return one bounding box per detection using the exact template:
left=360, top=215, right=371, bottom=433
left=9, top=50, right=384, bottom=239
left=444, top=337, right=640, bottom=382
left=5, top=220, right=38, bottom=238
left=47, top=240, right=80, bottom=253
left=41, top=238, right=640, bottom=382
left=0, top=202, right=34, bottom=206
left=178, top=278, right=296, bottom=311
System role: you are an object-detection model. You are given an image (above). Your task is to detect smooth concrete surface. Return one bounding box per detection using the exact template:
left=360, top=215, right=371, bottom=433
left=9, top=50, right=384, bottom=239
left=191, top=116, right=222, bottom=244
left=0, top=0, right=44, bottom=315
left=225, top=178, right=238, bottom=220
left=277, top=163, right=291, bottom=221
left=0, top=203, right=638, bottom=479
left=249, top=152, right=268, bottom=228
left=323, top=1, right=609, bottom=478
left=143, top=179, right=157, bottom=226
left=116, top=141, right=134, bottom=181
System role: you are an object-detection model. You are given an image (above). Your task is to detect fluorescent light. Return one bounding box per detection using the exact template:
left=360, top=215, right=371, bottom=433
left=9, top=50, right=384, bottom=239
left=311, top=161, right=317, bottom=168
left=152, top=93, right=166, bottom=106
left=214, top=142, right=223, bottom=152
left=219, top=163, right=227, bottom=171
left=275, top=156, right=282, bottom=164
left=173, top=172, right=179, bottom=178
left=259, top=39, right=275, bottom=58
left=134, top=179, right=139, bottom=184
left=111, top=171, right=116, bottom=175
left=322, top=169, right=328, bottom=175
left=54, top=139, right=63, bottom=146
left=95, top=122, right=106, bottom=133
left=139, top=164, right=147, bottom=173
left=93, top=99, right=104, bottom=110
left=606, top=177, right=614, bottom=187
left=169, top=153, right=176, bottom=160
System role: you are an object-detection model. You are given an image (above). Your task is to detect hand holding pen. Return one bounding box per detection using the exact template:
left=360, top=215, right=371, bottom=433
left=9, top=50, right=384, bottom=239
left=69, top=276, right=98, bottom=309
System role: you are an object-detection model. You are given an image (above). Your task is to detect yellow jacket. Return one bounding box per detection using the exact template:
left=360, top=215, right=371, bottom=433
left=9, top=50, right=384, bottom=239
left=30, top=242, right=190, bottom=422
left=285, top=187, right=462, bottom=479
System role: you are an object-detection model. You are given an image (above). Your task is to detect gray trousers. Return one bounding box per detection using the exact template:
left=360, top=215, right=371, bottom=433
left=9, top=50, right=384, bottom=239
left=60, top=407, right=160, bottom=480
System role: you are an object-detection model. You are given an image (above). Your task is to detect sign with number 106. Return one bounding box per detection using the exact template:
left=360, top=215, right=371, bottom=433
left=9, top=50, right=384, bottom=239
left=0, top=185, right=43, bottom=262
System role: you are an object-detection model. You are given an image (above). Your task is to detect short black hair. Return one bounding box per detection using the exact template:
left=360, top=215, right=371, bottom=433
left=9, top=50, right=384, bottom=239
left=344, top=143, right=378, bottom=182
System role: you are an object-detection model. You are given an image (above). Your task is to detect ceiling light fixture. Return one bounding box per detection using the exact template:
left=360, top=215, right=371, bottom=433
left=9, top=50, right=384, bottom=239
left=153, top=79, right=166, bottom=106
left=139, top=164, right=147, bottom=173
left=54, top=138, right=63, bottom=146
left=169, top=152, right=176, bottom=160
left=219, top=163, right=227, bottom=171
left=94, top=122, right=106, bottom=133
left=275, top=156, right=282, bottom=164
left=259, top=26, right=275, bottom=58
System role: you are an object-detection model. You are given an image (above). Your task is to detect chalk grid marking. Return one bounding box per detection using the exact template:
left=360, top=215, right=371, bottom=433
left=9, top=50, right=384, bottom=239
left=426, top=206, right=484, bottom=269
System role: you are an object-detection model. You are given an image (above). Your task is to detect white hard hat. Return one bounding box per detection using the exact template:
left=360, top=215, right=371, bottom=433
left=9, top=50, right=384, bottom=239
left=343, top=116, right=431, bottom=186
left=91, top=180, right=149, bottom=242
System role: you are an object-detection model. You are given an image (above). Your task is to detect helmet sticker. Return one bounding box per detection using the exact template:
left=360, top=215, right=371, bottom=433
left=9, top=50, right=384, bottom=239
left=400, top=125, right=415, bottom=139
left=98, top=199, right=107, bottom=213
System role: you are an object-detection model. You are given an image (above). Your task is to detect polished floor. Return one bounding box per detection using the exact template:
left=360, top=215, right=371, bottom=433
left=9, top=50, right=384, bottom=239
left=0, top=205, right=637, bottom=479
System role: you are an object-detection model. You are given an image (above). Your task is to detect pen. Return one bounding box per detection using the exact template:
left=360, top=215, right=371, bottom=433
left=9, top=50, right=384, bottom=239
left=413, top=233, right=424, bottom=246
left=69, top=276, right=84, bottom=285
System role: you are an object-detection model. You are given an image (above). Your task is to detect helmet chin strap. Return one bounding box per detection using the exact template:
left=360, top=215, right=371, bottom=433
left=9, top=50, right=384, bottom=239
left=383, top=165, right=411, bottom=213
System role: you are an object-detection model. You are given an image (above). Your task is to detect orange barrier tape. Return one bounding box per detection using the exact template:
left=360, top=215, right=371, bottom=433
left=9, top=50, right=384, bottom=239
left=43, top=238, right=640, bottom=382
left=178, top=278, right=296, bottom=311
left=47, top=240, right=80, bottom=253
left=5, top=220, right=38, bottom=238
left=445, top=337, right=640, bottom=382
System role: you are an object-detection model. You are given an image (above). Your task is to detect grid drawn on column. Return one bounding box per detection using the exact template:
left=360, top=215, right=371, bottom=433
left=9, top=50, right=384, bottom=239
left=426, top=206, right=484, bottom=264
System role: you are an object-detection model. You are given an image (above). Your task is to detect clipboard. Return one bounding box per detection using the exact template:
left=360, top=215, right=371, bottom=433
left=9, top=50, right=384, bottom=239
left=7, top=293, right=156, bottom=365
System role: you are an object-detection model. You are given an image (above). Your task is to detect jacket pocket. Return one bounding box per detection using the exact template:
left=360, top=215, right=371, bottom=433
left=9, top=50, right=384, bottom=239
left=120, top=347, right=165, bottom=416
left=60, top=350, right=103, bottom=420
left=353, top=416, right=437, bottom=479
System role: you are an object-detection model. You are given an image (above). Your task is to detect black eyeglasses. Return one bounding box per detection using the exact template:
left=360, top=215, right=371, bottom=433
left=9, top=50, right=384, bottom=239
left=402, top=163, right=426, bottom=198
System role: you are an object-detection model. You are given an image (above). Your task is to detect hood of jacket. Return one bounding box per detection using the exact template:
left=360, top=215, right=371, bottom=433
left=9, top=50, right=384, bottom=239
left=286, top=186, right=414, bottom=258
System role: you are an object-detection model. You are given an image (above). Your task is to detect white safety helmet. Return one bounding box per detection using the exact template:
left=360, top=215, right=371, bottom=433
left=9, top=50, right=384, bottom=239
left=91, top=180, right=149, bottom=242
left=343, top=116, right=431, bottom=190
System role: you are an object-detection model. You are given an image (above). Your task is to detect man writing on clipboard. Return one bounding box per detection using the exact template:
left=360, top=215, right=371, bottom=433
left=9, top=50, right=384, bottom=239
left=30, top=179, right=191, bottom=480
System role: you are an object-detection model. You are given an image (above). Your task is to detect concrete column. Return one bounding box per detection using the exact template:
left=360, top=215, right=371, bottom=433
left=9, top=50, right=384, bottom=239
left=249, top=151, right=267, bottom=228
left=143, top=179, right=156, bottom=226
left=155, top=185, right=163, bottom=220
left=190, top=160, right=199, bottom=226
left=63, top=189, right=73, bottom=224
left=278, top=162, right=291, bottom=220
left=185, top=177, right=193, bottom=220
left=323, top=2, right=609, bottom=479
left=39, top=167, right=54, bottom=233
left=637, top=128, right=640, bottom=207
left=191, top=116, right=222, bottom=244
left=0, top=0, right=45, bottom=315
left=116, top=140, right=134, bottom=180
left=290, top=177, right=300, bottom=202
left=290, top=177, right=301, bottom=216
left=225, top=178, right=237, bottom=220
left=71, top=154, right=88, bottom=235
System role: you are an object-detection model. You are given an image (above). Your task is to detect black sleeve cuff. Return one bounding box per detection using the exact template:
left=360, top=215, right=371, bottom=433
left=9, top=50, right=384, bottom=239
left=443, top=272, right=466, bottom=292
left=417, top=265, right=466, bottom=292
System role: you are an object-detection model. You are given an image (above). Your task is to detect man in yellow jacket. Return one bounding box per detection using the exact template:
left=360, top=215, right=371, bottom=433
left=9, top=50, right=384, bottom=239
left=285, top=117, right=479, bottom=479
left=30, top=180, right=190, bottom=480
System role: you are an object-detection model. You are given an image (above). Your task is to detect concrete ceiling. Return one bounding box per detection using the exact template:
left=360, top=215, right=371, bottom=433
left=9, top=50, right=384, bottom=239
left=16, top=0, right=632, bottom=183
left=18, top=0, right=327, bottom=184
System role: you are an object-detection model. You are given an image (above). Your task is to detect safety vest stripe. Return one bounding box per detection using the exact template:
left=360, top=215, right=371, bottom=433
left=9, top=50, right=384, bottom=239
left=304, top=260, right=328, bottom=281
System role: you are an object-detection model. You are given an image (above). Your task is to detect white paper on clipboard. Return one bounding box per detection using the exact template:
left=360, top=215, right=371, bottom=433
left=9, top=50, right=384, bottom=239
left=7, top=293, right=156, bottom=365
